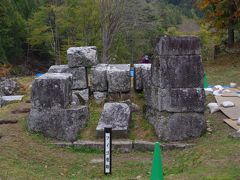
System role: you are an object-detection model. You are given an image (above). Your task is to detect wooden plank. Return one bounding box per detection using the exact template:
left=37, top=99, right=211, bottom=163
left=215, top=96, right=240, bottom=106
left=223, top=119, right=240, bottom=131
left=215, top=96, right=240, bottom=119
left=219, top=107, right=240, bottom=120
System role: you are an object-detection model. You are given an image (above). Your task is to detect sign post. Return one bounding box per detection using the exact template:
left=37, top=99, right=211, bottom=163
left=104, top=127, right=112, bottom=175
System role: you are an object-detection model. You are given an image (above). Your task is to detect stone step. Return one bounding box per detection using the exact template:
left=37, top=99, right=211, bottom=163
left=52, top=140, right=194, bottom=152
left=96, top=103, right=131, bottom=138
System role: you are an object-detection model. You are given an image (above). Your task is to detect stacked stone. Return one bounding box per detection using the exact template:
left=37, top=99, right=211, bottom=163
left=145, top=36, right=206, bottom=141
left=28, top=73, right=89, bottom=142
left=91, top=64, right=108, bottom=104
left=92, top=64, right=131, bottom=103
left=48, top=46, right=98, bottom=103
left=134, top=64, right=151, bottom=91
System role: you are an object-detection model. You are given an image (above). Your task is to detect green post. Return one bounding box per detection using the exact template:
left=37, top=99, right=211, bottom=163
left=150, top=142, right=164, bottom=180
left=204, top=73, right=209, bottom=88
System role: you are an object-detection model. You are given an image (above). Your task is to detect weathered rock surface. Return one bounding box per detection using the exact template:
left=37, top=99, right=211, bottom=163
left=48, top=65, right=69, bottom=73
left=96, top=103, right=131, bottom=138
left=156, top=36, right=200, bottom=56
left=151, top=55, right=204, bottom=88
left=142, top=64, right=152, bottom=89
left=144, top=36, right=206, bottom=141
left=31, top=73, right=72, bottom=109
left=93, top=91, right=107, bottom=104
left=92, top=64, right=108, bottom=91
left=133, top=140, right=155, bottom=152
left=73, top=89, right=89, bottom=103
left=0, top=79, right=18, bottom=96
left=145, top=107, right=206, bottom=141
left=67, top=46, right=98, bottom=67
left=145, top=87, right=205, bottom=113
left=134, top=64, right=151, bottom=91
left=48, top=65, right=87, bottom=90
left=28, top=106, right=89, bottom=142
left=107, top=64, right=131, bottom=93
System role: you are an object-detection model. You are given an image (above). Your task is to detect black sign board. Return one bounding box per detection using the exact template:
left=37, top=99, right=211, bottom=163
left=104, top=127, right=112, bottom=175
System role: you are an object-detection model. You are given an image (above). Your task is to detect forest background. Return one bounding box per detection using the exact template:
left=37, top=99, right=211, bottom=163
left=0, top=0, right=239, bottom=74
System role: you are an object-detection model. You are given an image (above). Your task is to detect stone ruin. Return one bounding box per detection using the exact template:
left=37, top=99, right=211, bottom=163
left=145, top=36, right=206, bottom=141
left=28, top=36, right=206, bottom=142
left=28, top=46, right=98, bottom=142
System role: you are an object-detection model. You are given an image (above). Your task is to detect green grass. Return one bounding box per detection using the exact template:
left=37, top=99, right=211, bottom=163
left=0, top=54, right=240, bottom=179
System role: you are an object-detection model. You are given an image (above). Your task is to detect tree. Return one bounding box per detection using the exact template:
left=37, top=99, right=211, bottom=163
left=0, top=0, right=27, bottom=64
left=198, top=0, right=240, bottom=46
left=27, top=0, right=101, bottom=64
left=99, top=0, right=124, bottom=63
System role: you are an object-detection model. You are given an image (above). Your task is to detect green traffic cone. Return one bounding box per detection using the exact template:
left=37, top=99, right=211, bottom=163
left=204, top=73, right=209, bottom=88
left=150, top=142, right=164, bottom=180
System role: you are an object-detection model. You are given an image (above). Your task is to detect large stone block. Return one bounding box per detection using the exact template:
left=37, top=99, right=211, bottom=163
left=96, top=103, right=131, bottom=138
left=92, top=64, right=108, bottom=91
left=67, top=46, right=98, bottom=67
left=151, top=55, right=204, bottom=88
left=28, top=106, right=89, bottom=142
left=107, top=64, right=131, bottom=93
left=146, top=87, right=205, bottom=113
left=48, top=65, right=87, bottom=90
left=134, top=64, right=151, bottom=91
left=31, top=73, right=72, bottom=109
left=156, top=36, right=200, bottom=56
left=144, top=107, right=206, bottom=141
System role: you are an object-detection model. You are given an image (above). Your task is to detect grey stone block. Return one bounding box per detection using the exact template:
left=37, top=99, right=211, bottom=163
left=28, top=106, right=89, bottom=142
left=145, top=107, right=206, bottom=141
left=161, top=143, right=194, bottom=150
left=0, top=79, right=18, bottom=95
left=96, top=103, right=131, bottom=138
left=67, top=46, right=98, bottom=67
left=73, top=89, right=89, bottom=103
left=142, top=64, right=152, bottom=89
left=48, top=65, right=88, bottom=90
left=92, top=64, right=108, bottom=91
left=31, top=73, right=72, bottom=109
left=112, top=140, right=133, bottom=153
left=134, top=64, right=151, bottom=91
left=107, top=64, right=131, bottom=93
left=133, top=140, right=155, bottom=152
left=93, top=91, right=107, bottom=104
left=48, top=65, right=69, bottom=73
left=146, top=87, right=205, bottom=113
left=151, top=55, right=204, bottom=88
left=156, top=36, right=200, bottom=56
left=73, top=140, right=104, bottom=149
left=73, top=140, right=133, bottom=153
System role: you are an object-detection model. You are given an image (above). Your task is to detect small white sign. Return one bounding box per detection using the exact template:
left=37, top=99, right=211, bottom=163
left=105, top=132, right=111, bottom=174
